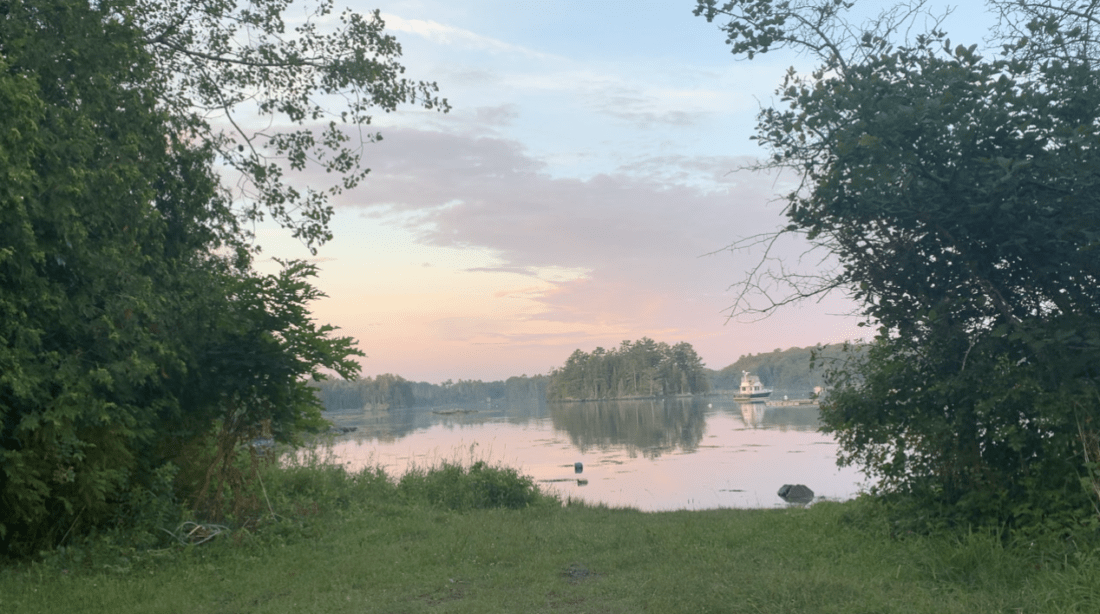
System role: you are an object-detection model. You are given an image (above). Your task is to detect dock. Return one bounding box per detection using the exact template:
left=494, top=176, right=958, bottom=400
left=762, top=398, right=818, bottom=407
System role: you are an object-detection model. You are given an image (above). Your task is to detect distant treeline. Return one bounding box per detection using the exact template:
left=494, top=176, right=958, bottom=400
left=313, top=373, right=548, bottom=411
left=706, top=344, right=860, bottom=394
left=313, top=343, right=862, bottom=411
left=547, top=338, right=710, bottom=401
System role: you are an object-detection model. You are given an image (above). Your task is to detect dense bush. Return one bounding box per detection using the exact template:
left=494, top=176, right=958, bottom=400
left=697, top=0, right=1100, bottom=534
left=0, top=0, right=445, bottom=557
left=398, top=461, right=551, bottom=511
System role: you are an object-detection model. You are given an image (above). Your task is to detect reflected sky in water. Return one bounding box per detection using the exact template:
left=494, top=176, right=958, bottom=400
left=324, top=396, right=868, bottom=511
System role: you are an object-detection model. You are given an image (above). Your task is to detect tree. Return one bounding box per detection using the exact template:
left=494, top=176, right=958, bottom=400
left=696, top=0, right=1100, bottom=529
left=0, top=0, right=441, bottom=555
left=0, top=0, right=219, bottom=552
left=547, top=339, right=710, bottom=400
left=990, top=0, right=1100, bottom=68
left=137, top=0, right=449, bottom=252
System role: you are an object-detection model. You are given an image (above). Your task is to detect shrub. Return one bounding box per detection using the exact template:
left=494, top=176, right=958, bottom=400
left=397, top=461, right=550, bottom=511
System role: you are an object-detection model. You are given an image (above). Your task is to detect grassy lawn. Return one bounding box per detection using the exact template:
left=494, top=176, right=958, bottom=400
left=2, top=460, right=1099, bottom=613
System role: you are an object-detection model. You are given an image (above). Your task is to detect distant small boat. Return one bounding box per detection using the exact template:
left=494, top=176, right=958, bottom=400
left=735, top=371, right=772, bottom=401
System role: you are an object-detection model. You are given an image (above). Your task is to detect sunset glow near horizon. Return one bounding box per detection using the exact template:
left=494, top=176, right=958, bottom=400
left=252, top=0, right=995, bottom=384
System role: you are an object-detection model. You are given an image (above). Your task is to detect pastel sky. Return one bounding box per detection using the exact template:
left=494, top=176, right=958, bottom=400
left=253, top=0, right=996, bottom=383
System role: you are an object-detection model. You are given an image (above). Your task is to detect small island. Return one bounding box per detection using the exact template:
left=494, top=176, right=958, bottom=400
left=546, top=338, right=710, bottom=401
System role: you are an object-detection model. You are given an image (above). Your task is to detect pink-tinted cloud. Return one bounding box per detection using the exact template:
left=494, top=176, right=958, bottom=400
left=328, top=125, right=860, bottom=376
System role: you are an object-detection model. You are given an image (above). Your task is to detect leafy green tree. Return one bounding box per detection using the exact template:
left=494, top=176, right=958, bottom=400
left=0, top=0, right=441, bottom=555
left=710, top=345, right=849, bottom=393
left=548, top=339, right=710, bottom=400
left=990, top=0, right=1100, bottom=68
left=137, top=0, right=449, bottom=251
left=504, top=374, right=549, bottom=402
left=697, top=0, right=1100, bottom=529
left=0, top=0, right=216, bottom=552
left=346, top=374, right=415, bottom=409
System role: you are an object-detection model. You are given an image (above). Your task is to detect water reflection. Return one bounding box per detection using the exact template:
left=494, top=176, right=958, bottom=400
left=739, top=402, right=767, bottom=428
left=325, top=397, right=547, bottom=441
left=549, top=398, right=707, bottom=459
left=324, top=395, right=865, bottom=510
left=730, top=400, right=822, bottom=431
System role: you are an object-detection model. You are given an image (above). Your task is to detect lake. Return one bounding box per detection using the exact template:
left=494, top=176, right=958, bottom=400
left=321, top=395, right=867, bottom=511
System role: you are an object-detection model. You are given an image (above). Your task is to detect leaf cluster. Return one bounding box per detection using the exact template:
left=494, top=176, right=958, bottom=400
left=132, top=0, right=449, bottom=252
left=396, top=461, right=550, bottom=511
left=765, top=37, right=1100, bottom=338
left=548, top=338, right=710, bottom=401
left=0, top=0, right=425, bottom=558
left=699, top=0, right=1100, bottom=532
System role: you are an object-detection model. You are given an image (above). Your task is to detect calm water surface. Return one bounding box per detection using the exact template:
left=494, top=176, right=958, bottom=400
left=322, top=395, right=867, bottom=511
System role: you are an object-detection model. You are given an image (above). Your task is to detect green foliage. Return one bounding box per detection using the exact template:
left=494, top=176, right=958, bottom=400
left=821, top=338, right=1099, bottom=532
left=138, top=0, right=449, bottom=252
left=165, top=260, right=362, bottom=444
left=109, top=463, right=185, bottom=550
left=699, top=0, right=1100, bottom=531
left=1, top=0, right=438, bottom=557
left=410, top=378, right=508, bottom=405
left=694, top=0, right=870, bottom=63
left=397, top=461, right=549, bottom=511
left=548, top=338, right=709, bottom=400
left=409, top=375, right=549, bottom=406
left=1, top=0, right=205, bottom=552
left=253, top=445, right=400, bottom=533
left=315, top=373, right=416, bottom=410
left=6, top=482, right=1099, bottom=613
left=709, top=343, right=853, bottom=393
left=313, top=374, right=549, bottom=410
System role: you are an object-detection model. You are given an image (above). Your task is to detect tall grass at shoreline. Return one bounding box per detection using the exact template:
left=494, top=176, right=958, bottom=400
left=2, top=444, right=1099, bottom=613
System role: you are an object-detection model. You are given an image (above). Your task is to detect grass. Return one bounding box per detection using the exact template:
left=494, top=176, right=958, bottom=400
left=2, top=448, right=1100, bottom=613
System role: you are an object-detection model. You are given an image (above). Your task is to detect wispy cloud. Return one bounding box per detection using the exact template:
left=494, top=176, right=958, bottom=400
left=341, top=127, right=802, bottom=334
left=278, top=2, right=870, bottom=380
left=381, top=13, right=559, bottom=60
left=583, top=88, right=713, bottom=128
left=253, top=120, right=849, bottom=380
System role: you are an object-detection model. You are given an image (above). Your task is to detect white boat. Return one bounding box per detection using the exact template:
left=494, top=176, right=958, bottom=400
left=735, top=371, right=772, bottom=401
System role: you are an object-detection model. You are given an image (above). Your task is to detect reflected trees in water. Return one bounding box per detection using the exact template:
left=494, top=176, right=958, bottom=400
left=549, top=397, right=708, bottom=459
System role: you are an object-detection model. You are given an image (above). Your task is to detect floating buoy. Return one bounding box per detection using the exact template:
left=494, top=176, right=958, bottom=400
left=574, top=462, right=583, bottom=474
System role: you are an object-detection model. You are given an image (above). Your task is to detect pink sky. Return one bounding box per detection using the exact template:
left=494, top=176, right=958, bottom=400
left=249, top=1, right=993, bottom=383
left=257, top=126, right=865, bottom=382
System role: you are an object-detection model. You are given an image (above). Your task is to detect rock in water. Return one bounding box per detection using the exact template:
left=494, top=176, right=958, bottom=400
left=777, top=484, right=814, bottom=504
